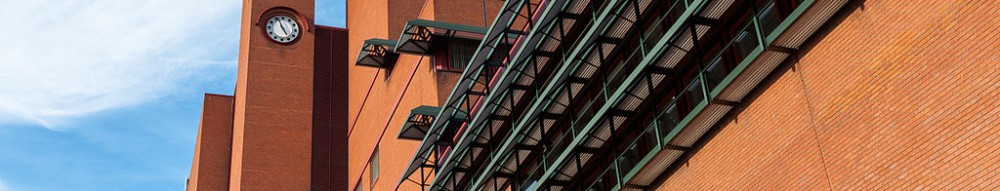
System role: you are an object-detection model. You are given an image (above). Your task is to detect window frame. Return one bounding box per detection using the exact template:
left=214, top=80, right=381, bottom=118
left=370, top=148, right=379, bottom=189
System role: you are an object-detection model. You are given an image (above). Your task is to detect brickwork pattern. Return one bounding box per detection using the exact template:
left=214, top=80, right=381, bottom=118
left=188, top=94, right=234, bottom=191
left=657, top=0, right=1000, bottom=190
left=231, top=0, right=316, bottom=190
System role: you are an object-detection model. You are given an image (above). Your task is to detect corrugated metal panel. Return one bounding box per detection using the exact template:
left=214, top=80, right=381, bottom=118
left=541, top=36, right=560, bottom=52
left=669, top=104, right=732, bottom=147
left=566, top=0, right=589, bottom=14
left=543, top=119, right=556, bottom=130
left=585, top=121, right=611, bottom=147
left=651, top=73, right=666, bottom=86
left=549, top=91, right=569, bottom=113
left=577, top=59, right=599, bottom=77
left=600, top=44, right=616, bottom=62
left=699, top=0, right=734, bottom=19
left=619, top=94, right=642, bottom=111
left=482, top=178, right=497, bottom=191
left=580, top=153, right=594, bottom=167
left=513, top=89, right=526, bottom=104
left=536, top=57, right=551, bottom=70
left=675, top=32, right=695, bottom=52
left=501, top=158, right=517, bottom=173
left=607, top=5, right=636, bottom=38
left=551, top=185, right=564, bottom=191
left=494, top=177, right=508, bottom=191
left=655, top=47, right=686, bottom=68
left=312, top=26, right=349, bottom=191
left=628, top=150, right=683, bottom=185
left=638, top=0, right=652, bottom=14
left=517, top=75, right=535, bottom=87
left=717, top=51, right=789, bottom=101
left=499, top=99, right=513, bottom=115
left=611, top=116, right=626, bottom=130
left=524, top=127, right=543, bottom=145
left=556, top=156, right=579, bottom=180
left=561, top=18, right=577, bottom=35
left=631, top=78, right=651, bottom=99
left=695, top=25, right=709, bottom=39
left=621, top=3, right=638, bottom=22
left=571, top=83, right=585, bottom=98
left=774, top=0, right=850, bottom=48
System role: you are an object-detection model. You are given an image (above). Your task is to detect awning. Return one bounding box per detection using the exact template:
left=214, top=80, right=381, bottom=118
left=356, top=38, right=399, bottom=68
left=398, top=106, right=441, bottom=140
left=395, top=19, right=489, bottom=55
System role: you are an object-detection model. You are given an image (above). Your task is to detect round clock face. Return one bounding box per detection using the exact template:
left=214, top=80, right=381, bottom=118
left=266, top=15, right=300, bottom=43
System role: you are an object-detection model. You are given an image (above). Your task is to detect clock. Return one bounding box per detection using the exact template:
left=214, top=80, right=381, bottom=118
left=265, top=15, right=300, bottom=43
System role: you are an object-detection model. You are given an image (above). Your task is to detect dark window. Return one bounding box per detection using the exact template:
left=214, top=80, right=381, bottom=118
left=436, top=38, right=479, bottom=72
left=370, top=148, right=379, bottom=188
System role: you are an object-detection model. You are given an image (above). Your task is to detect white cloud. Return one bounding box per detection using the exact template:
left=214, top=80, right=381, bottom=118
left=0, top=177, right=7, bottom=191
left=0, top=0, right=241, bottom=128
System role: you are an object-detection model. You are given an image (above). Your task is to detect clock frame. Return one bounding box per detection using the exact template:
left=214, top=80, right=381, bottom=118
left=257, top=7, right=309, bottom=45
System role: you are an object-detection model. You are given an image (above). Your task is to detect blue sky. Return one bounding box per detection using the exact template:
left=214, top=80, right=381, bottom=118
left=0, top=0, right=344, bottom=190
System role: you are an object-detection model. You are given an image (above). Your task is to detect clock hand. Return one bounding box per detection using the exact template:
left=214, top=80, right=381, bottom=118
left=278, top=20, right=288, bottom=36
left=282, top=20, right=293, bottom=35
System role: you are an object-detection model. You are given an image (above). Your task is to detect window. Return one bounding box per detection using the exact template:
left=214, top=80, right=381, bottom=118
left=435, top=38, right=479, bottom=72
left=370, top=148, right=379, bottom=188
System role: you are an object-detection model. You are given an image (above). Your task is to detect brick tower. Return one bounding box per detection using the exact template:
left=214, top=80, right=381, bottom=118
left=231, top=0, right=315, bottom=190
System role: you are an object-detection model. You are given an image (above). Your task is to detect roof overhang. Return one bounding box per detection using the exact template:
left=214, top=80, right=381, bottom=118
left=356, top=38, right=399, bottom=68
left=395, top=19, right=489, bottom=55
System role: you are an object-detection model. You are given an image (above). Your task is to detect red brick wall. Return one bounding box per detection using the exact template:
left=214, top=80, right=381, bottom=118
left=188, top=94, right=234, bottom=191
left=656, top=0, right=1000, bottom=190
left=231, top=0, right=316, bottom=190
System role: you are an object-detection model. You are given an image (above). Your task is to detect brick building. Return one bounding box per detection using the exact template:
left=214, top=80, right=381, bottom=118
left=186, top=0, right=999, bottom=190
left=186, top=0, right=350, bottom=190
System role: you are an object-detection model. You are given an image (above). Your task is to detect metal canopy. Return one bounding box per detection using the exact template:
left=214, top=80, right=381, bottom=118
left=356, top=38, right=399, bottom=68
left=524, top=1, right=702, bottom=187
left=428, top=0, right=578, bottom=190
left=401, top=0, right=548, bottom=190
left=395, top=19, right=489, bottom=55
left=465, top=0, right=640, bottom=189
left=398, top=106, right=442, bottom=140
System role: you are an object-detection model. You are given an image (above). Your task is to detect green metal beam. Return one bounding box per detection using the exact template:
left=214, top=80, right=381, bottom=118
left=425, top=0, right=573, bottom=189
left=466, top=0, right=629, bottom=189
left=528, top=1, right=708, bottom=190
left=415, top=0, right=554, bottom=190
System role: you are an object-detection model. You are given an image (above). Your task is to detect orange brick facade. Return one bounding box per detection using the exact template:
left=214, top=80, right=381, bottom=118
left=656, top=1, right=1000, bottom=190
left=189, top=94, right=235, bottom=191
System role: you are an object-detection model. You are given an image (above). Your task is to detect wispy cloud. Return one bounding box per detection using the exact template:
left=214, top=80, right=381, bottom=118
left=0, top=177, right=7, bottom=191
left=0, top=0, right=241, bottom=128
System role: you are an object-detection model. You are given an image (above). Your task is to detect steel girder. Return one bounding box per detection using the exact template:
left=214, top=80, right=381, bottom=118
left=467, top=0, right=668, bottom=190
left=529, top=0, right=716, bottom=190
left=426, top=0, right=580, bottom=190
